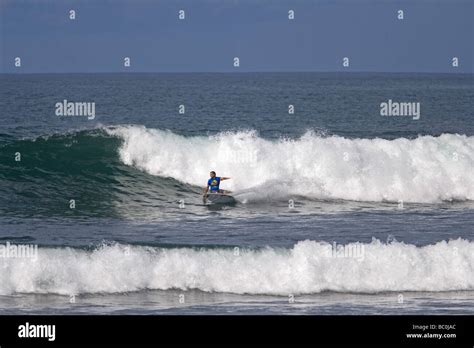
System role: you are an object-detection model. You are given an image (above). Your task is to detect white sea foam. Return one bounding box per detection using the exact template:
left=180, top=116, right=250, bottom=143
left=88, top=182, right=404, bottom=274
left=0, top=239, right=472, bottom=295
left=106, top=125, right=474, bottom=203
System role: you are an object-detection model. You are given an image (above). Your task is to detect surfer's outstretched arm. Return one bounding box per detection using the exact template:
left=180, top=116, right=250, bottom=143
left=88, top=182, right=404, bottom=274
left=221, top=177, right=231, bottom=181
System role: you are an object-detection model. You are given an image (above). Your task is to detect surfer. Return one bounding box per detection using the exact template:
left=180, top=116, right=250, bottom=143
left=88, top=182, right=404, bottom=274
left=203, top=171, right=231, bottom=197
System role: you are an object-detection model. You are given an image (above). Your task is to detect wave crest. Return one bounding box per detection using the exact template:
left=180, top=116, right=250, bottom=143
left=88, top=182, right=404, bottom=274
left=107, top=125, right=474, bottom=203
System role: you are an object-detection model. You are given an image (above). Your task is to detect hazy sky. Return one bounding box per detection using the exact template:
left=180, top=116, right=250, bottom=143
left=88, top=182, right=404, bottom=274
left=0, top=0, right=472, bottom=73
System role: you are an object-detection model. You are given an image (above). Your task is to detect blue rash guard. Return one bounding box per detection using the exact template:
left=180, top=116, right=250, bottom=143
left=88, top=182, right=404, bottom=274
left=208, top=177, right=221, bottom=192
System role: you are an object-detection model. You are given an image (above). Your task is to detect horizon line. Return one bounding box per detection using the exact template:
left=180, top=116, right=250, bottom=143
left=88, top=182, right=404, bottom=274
left=1, top=70, right=472, bottom=75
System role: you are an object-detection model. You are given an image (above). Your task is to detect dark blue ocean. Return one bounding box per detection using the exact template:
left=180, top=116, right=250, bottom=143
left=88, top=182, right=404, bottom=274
left=0, top=73, right=473, bottom=314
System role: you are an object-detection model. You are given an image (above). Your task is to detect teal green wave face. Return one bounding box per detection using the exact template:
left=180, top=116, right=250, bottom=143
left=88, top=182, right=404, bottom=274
left=0, top=129, right=194, bottom=219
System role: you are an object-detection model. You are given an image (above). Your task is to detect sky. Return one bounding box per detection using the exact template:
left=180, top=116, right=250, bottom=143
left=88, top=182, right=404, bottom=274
left=0, top=0, right=472, bottom=73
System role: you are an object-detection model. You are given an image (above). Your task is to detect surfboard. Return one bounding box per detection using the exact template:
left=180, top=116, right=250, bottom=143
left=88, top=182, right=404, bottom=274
left=205, top=192, right=236, bottom=205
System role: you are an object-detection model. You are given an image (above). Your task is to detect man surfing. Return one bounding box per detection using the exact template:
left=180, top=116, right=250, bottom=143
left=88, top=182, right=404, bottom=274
left=202, top=171, right=231, bottom=201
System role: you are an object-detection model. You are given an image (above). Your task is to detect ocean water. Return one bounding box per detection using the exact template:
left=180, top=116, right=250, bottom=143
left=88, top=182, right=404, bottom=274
left=0, top=73, right=473, bottom=314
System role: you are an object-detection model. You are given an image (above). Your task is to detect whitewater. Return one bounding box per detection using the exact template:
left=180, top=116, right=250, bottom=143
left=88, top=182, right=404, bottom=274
left=0, top=239, right=472, bottom=296
left=106, top=125, right=474, bottom=203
